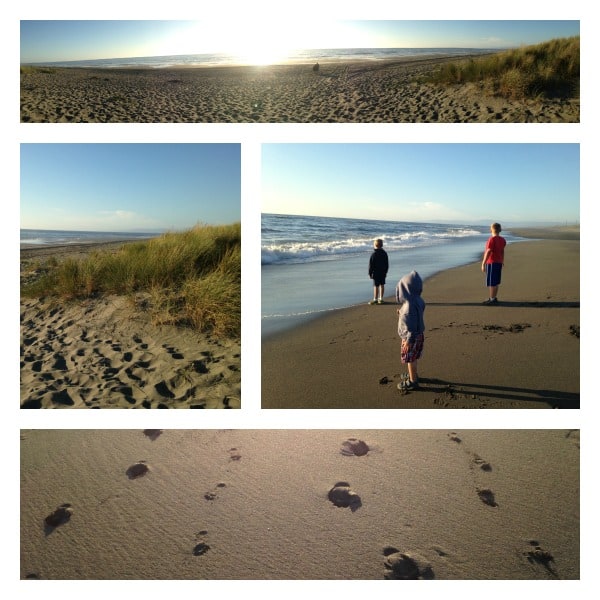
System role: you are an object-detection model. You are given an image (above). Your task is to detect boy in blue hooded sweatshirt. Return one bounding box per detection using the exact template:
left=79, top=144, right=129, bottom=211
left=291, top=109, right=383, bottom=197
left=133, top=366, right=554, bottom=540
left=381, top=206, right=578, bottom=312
left=396, top=270, right=425, bottom=391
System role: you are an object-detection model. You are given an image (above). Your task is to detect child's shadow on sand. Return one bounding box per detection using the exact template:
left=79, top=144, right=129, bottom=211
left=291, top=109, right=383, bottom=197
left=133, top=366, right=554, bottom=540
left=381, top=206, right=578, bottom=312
left=420, top=378, right=579, bottom=409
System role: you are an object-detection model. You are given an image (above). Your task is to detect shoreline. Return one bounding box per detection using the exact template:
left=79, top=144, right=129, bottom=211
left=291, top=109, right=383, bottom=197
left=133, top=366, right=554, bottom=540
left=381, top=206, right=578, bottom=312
left=262, top=229, right=579, bottom=409
left=21, top=56, right=579, bottom=123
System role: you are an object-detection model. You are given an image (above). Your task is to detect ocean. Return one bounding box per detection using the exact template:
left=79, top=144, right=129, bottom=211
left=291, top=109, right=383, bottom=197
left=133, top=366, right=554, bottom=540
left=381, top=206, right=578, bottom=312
left=261, top=214, right=527, bottom=337
left=23, top=47, right=496, bottom=69
left=20, top=229, right=157, bottom=247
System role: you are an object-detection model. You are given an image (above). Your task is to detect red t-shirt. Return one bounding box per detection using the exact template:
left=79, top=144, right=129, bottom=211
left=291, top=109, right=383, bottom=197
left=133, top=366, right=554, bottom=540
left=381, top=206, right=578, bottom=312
left=485, top=235, right=506, bottom=264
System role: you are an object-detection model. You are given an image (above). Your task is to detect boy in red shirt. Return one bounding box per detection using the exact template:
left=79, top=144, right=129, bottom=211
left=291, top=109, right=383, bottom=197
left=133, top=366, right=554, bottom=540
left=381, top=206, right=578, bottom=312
left=481, top=222, right=506, bottom=305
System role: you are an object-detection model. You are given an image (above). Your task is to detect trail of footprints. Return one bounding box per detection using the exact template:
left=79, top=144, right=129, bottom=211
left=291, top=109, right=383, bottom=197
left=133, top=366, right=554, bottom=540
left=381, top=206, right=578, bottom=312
left=447, top=432, right=497, bottom=507
left=31, top=431, right=560, bottom=579
left=21, top=317, right=233, bottom=408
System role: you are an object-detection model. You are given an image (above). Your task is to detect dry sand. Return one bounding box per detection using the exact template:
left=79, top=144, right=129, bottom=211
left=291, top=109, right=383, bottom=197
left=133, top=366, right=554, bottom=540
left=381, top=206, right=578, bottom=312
left=20, top=57, right=580, bottom=123
left=20, top=243, right=240, bottom=409
left=20, top=429, right=579, bottom=580
left=262, top=230, right=579, bottom=409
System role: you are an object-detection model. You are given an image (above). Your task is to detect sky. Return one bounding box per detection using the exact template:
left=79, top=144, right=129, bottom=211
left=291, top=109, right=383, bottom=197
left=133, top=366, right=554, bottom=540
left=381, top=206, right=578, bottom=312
left=20, top=20, right=580, bottom=63
left=20, top=144, right=240, bottom=232
left=262, top=144, right=580, bottom=226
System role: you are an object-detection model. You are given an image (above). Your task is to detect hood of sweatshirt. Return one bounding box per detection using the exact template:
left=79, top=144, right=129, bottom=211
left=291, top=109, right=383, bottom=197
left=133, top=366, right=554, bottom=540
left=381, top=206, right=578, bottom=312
left=396, top=270, right=423, bottom=303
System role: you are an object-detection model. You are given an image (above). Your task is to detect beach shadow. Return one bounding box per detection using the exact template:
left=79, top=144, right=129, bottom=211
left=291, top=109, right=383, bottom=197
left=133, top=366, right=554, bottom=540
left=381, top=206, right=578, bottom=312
left=419, top=378, right=579, bottom=408
left=428, top=301, right=579, bottom=308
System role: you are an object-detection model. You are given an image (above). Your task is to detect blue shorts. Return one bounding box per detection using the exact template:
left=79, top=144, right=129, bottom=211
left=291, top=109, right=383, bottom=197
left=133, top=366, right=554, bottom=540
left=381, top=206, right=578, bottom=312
left=485, top=263, right=503, bottom=287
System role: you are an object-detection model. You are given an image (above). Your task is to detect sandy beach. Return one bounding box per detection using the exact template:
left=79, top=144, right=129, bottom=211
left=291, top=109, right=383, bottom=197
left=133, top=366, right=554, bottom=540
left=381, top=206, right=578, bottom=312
left=20, top=242, right=241, bottom=409
left=20, top=429, right=579, bottom=580
left=20, top=57, right=580, bottom=123
left=262, top=228, right=579, bottom=409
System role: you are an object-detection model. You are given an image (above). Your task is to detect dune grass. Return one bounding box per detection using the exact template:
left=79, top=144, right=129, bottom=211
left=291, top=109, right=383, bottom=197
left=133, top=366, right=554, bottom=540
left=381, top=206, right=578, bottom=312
left=20, top=65, right=57, bottom=75
left=426, top=36, right=579, bottom=100
left=21, top=223, right=241, bottom=338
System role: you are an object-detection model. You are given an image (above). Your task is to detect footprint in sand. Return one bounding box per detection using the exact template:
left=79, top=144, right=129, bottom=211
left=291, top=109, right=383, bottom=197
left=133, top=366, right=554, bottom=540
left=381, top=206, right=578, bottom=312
left=163, top=344, right=185, bottom=360
left=126, top=461, right=149, bottom=479
left=382, top=547, right=434, bottom=580
left=328, top=481, right=361, bottom=511
left=228, top=448, right=242, bottom=461
left=523, top=540, right=557, bottom=575
left=204, top=482, right=227, bottom=501
left=477, top=488, right=498, bottom=507
left=143, top=429, right=163, bottom=441
left=340, top=438, right=370, bottom=456
left=44, top=503, right=73, bottom=531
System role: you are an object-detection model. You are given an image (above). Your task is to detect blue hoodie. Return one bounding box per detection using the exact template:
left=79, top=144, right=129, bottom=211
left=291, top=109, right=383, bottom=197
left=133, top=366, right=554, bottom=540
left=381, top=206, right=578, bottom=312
left=396, top=271, right=425, bottom=341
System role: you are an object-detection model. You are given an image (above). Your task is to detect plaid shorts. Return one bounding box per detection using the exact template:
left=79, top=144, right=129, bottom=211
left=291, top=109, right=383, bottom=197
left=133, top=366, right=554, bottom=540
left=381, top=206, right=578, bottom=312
left=401, top=333, right=424, bottom=363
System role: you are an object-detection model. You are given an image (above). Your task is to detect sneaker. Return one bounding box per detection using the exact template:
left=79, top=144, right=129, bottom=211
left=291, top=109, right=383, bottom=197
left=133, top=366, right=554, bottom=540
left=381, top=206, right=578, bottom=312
left=377, top=299, right=383, bottom=304
left=368, top=299, right=377, bottom=305
left=397, top=379, right=420, bottom=391
left=482, top=298, right=498, bottom=305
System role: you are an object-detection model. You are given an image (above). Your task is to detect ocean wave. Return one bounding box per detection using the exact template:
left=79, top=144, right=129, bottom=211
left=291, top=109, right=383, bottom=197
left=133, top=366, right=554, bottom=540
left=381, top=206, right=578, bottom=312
left=262, top=228, right=483, bottom=265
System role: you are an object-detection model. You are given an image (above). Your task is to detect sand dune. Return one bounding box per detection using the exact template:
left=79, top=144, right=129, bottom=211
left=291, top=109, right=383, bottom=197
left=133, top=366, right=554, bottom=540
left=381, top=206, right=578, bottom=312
left=20, top=429, right=579, bottom=580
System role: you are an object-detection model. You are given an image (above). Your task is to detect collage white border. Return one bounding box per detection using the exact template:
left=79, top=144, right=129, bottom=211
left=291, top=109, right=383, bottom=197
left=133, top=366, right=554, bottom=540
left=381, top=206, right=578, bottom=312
left=5, top=1, right=594, bottom=597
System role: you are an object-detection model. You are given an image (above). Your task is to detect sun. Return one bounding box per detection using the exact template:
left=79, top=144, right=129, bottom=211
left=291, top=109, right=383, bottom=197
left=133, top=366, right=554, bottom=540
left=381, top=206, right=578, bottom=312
left=230, top=44, right=291, bottom=66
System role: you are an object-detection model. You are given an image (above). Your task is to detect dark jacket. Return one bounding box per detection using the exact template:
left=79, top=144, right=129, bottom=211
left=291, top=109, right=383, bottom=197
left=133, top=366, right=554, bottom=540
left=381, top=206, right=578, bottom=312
left=368, top=247, right=389, bottom=277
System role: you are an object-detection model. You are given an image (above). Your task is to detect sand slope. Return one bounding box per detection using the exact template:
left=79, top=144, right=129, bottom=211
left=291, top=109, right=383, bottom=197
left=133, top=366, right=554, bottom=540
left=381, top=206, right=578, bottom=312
left=20, top=429, right=579, bottom=580
left=20, top=295, right=240, bottom=409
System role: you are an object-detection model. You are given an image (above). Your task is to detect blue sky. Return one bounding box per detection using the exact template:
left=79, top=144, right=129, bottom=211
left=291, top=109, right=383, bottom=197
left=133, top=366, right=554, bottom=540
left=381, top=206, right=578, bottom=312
left=20, top=20, right=580, bottom=63
left=262, top=144, right=580, bottom=225
left=21, top=144, right=240, bottom=232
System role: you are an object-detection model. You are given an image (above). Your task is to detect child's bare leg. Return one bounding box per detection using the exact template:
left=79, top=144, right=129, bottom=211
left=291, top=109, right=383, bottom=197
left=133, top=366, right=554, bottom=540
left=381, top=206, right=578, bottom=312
left=408, top=361, right=418, bottom=383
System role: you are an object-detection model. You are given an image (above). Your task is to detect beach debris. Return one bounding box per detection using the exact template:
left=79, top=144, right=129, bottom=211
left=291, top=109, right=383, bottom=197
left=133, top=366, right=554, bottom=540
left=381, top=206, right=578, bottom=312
left=379, top=376, right=390, bottom=385
left=328, top=481, right=361, bottom=511
left=126, top=461, right=149, bottom=479
left=383, top=547, right=434, bottom=580
left=477, top=488, right=498, bottom=507
left=143, top=429, right=163, bottom=441
left=569, top=324, right=580, bottom=338
left=312, top=62, right=320, bottom=72
left=448, top=432, right=462, bottom=443
left=340, top=438, right=370, bottom=456
left=44, top=503, right=73, bottom=529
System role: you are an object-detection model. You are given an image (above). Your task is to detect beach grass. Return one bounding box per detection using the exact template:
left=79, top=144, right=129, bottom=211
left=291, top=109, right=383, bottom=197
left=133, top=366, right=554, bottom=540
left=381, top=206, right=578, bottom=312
left=20, top=65, right=56, bottom=75
left=21, top=223, right=241, bottom=337
left=426, top=36, right=579, bottom=100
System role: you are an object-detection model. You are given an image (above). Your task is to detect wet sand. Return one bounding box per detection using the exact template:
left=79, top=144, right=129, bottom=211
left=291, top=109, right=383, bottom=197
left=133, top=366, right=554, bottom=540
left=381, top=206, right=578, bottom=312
left=20, top=57, right=580, bottom=123
left=20, top=242, right=241, bottom=409
left=262, top=228, right=580, bottom=409
left=20, top=429, right=579, bottom=580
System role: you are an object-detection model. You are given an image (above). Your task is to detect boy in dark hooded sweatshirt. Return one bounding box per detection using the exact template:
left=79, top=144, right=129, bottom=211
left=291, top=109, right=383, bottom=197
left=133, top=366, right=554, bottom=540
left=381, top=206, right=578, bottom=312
left=395, top=270, right=425, bottom=391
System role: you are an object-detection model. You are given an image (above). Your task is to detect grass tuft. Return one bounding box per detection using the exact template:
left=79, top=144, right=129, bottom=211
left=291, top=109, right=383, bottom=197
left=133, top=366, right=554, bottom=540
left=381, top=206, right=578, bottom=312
left=425, top=36, right=579, bottom=100
left=21, top=223, right=241, bottom=338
